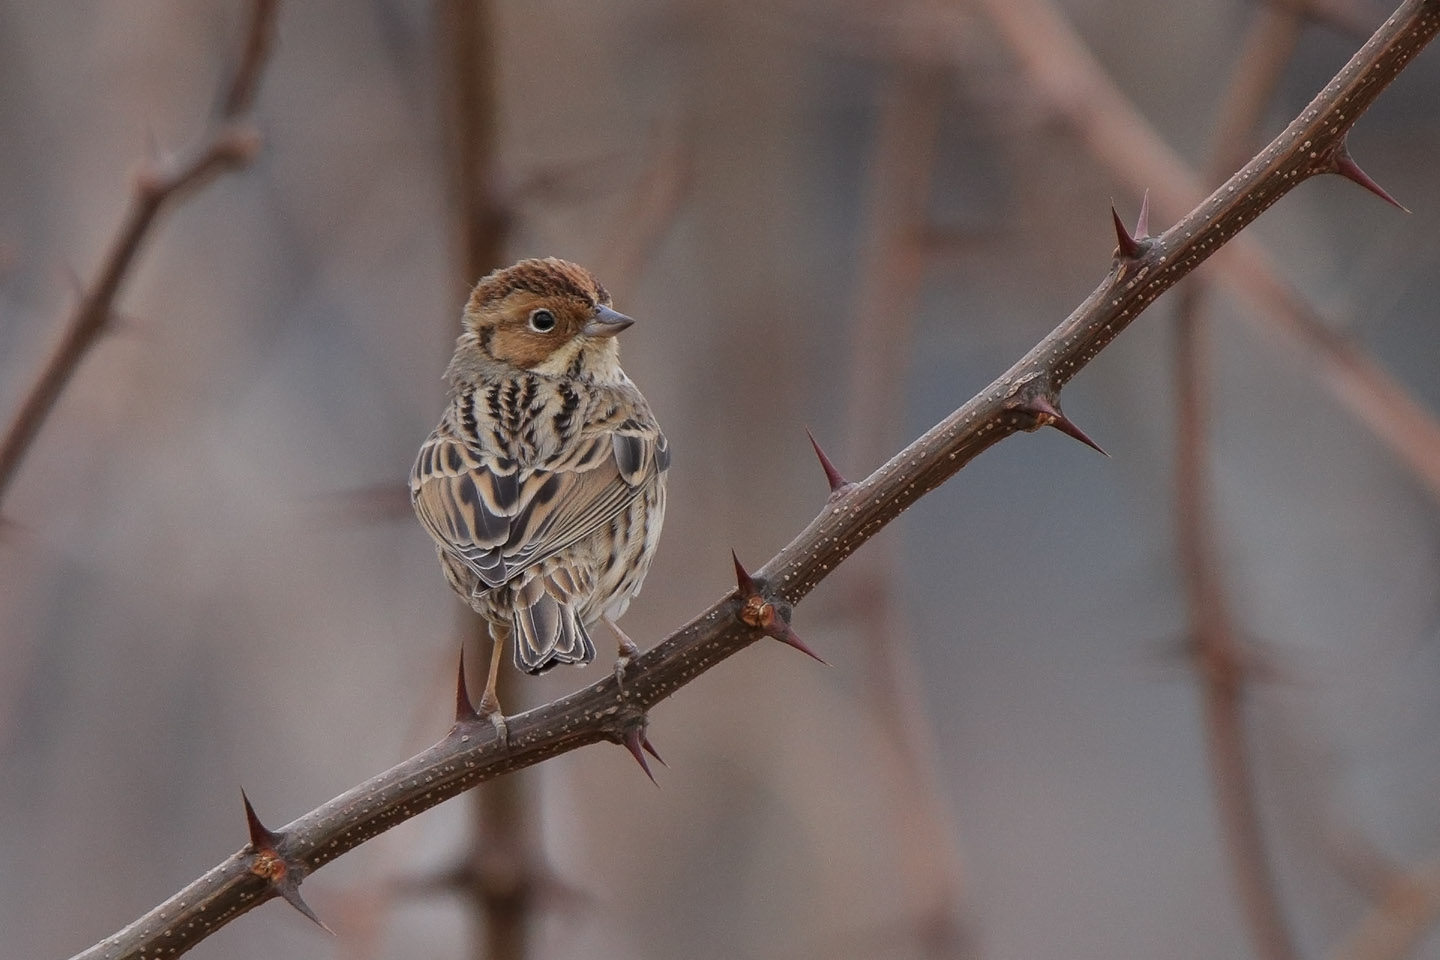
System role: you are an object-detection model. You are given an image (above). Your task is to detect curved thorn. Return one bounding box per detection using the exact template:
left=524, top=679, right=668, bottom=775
left=277, top=880, right=334, bottom=934
left=641, top=735, right=668, bottom=768
left=1134, top=189, right=1151, bottom=239
left=1333, top=143, right=1408, bottom=212
left=769, top=619, right=829, bottom=666
left=731, top=549, right=758, bottom=597
left=1026, top=395, right=1109, bottom=457
left=1111, top=203, right=1142, bottom=258
left=623, top=727, right=658, bottom=786
left=805, top=427, right=853, bottom=496
left=241, top=789, right=281, bottom=851
left=454, top=647, right=478, bottom=723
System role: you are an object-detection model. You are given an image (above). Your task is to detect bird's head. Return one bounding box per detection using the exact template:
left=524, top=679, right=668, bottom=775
left=455, top=258, right=633, bottom=379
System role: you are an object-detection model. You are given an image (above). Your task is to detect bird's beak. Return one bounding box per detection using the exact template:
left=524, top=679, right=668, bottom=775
left=583, top=304, right=634, bottom=338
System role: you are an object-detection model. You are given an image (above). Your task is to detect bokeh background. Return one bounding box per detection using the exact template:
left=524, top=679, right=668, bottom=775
left=2, top=2, right=1440, bottom=959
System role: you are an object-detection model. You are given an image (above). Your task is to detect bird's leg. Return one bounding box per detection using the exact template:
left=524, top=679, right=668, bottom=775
left=479, top=625, right=510, bottom=746
left=605, top=616, right=640, bottom=695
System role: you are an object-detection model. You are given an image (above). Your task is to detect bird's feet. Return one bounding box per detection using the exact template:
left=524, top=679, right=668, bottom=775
left=477, top=688, right=510, bottom=748
left=606, top=618, right=641, bottom=696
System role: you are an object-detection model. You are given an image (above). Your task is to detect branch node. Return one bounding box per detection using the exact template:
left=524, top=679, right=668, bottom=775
left=732, top=550, right=829, bottom=664
left=241, top=790, right=334, bottom=934
left=805, top=427, right=856, bottom=498
left=1331, top=141, right=1409, bottom=212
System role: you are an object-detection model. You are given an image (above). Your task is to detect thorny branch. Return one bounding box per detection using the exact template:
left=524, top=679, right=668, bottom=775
left=0, top=0, right=277, bottom=510
left=972, top=0, right=1440, bottom=504
left=69, top=2, right=1440, bottom=958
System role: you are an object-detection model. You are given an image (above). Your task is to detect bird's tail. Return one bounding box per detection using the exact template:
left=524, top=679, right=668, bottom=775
left=511, top=586, right=596, bottom=674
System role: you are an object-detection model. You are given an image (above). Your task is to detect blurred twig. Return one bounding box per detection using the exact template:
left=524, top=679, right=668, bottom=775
left=842, top=62, right=971, bottom=955
left=65, top=6, right=1440, bottom=956
left=970, top=0, right=1440, bottom=504
left=1330, top=856, right=1440, bottom=960
left=0, top=0, right=277, bottom=511
left=1174, top=7, right=1305, bottom=960
left=436, top=3, right=539, bottom=960
left=594, top=108, right=695, bottom=298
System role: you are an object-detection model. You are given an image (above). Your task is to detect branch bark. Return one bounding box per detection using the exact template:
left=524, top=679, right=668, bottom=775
left=67, top=2, right=1440, bottom=957
left=0, top=0, right=277, bottom=510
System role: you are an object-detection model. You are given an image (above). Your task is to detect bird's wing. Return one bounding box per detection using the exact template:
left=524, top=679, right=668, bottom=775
left=410, top=401, right=668, bottom=593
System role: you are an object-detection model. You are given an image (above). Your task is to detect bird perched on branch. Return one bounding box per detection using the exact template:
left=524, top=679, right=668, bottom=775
left=411, top=258, right=669, bottom=733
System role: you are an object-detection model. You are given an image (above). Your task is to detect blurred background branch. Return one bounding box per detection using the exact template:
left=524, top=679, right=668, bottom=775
left=0, top=0, right=276, bottom=509
left=1174, top=7, right=1308, bottom=960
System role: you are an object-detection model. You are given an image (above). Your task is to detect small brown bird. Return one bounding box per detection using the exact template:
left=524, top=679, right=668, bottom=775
left=411, top=258, right=668, bottom=729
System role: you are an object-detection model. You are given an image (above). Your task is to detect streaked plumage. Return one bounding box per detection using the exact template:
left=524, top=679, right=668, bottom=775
left=411, top=259, right=668, bottom=711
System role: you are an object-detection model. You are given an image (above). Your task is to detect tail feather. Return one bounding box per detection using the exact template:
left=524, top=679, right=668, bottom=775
left=512, top=589, right=596, bottom=674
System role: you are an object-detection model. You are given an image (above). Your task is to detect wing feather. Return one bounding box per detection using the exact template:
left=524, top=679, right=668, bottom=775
left=410, top=392, right=667, bottom=595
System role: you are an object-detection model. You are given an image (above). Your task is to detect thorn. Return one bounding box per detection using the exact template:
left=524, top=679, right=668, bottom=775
left=623, top=727, right=659, bottom=786
left=1134, top=189, right=1151, bottom=239
left=454, top=647, right=478, bottom=724
left=1024, top=395, right=1109, bottom=457
left=768, top=617, right=829, bottom=665
left=1332, top=142, right=1408, bottom=212
left=641, top=734, right=668, bottom=768
left=242, top=789, right=281, bottom=851
left=731, top=549, right=758, bottom=597
left=1111, top=203, right=1142, bottom=259
left=277, top=881, right=334, bottom=934
left=805, top=427, right=854, bottom=497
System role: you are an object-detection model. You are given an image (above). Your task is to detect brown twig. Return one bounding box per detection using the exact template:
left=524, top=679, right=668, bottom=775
left=972, top=0, right=1440, bottom=504
left=0, top=0, right=277, bottom=510
left=436, top=4, right=539, bottom=960
left=66, top=4, right=1440, bottom=957
left=1329, top=855, right=1440, bottom=960
left=1174, top=8, right=1307, bottom=960
left=842, top=61, right=972, bottom=954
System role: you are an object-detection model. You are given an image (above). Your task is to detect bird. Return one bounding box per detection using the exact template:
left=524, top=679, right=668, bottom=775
left=410, top=257, right=669, bottom=734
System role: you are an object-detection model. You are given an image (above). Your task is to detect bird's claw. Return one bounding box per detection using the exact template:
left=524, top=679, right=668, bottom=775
left=488, top=711, right=509, bottom=748
left=612, top=631, right=639, bottom=697
left=478, top=691, right=510, bottom=749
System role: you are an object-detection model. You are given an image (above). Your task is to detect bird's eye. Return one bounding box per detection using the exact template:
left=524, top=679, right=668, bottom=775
left=528, top=308, right=557, bottom=333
